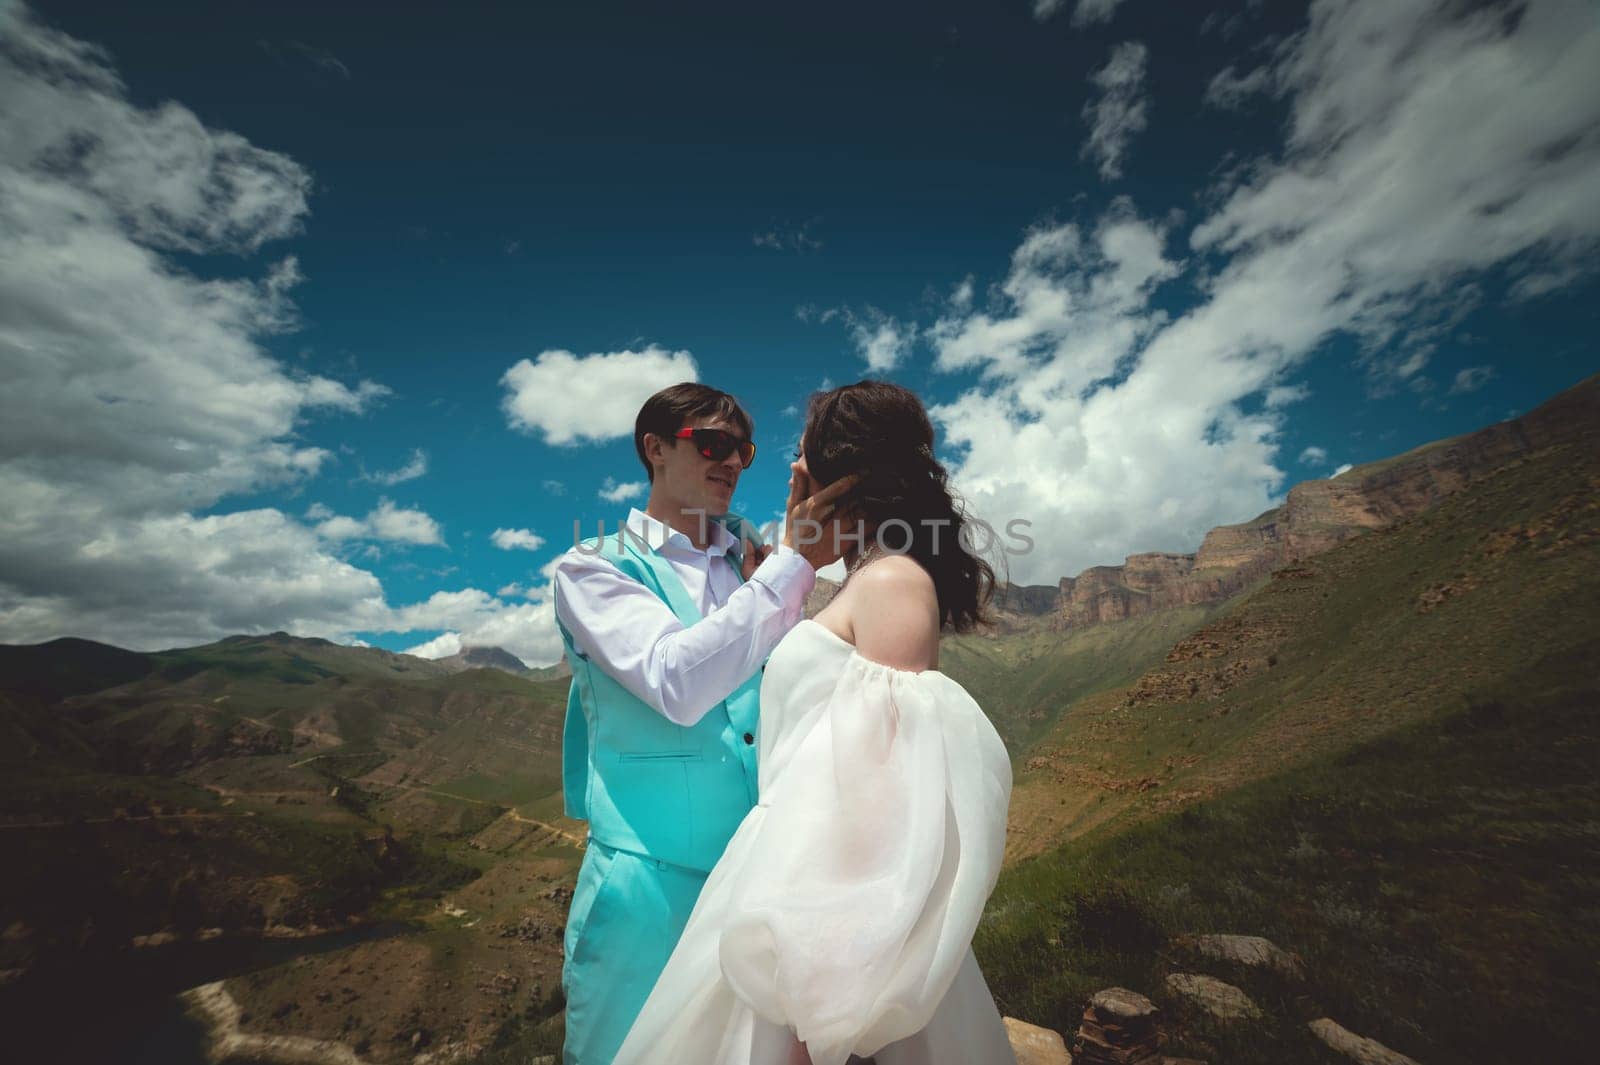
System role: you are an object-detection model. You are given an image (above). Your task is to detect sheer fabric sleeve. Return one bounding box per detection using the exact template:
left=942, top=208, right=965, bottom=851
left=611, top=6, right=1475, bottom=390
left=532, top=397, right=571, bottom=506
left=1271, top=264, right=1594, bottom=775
left=716, top=651, right=1013, bottom=1065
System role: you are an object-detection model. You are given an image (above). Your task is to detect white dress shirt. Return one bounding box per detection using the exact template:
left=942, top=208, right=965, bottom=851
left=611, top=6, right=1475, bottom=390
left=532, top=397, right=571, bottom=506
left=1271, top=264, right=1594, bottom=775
left=552, top=506, right=817, bottom=727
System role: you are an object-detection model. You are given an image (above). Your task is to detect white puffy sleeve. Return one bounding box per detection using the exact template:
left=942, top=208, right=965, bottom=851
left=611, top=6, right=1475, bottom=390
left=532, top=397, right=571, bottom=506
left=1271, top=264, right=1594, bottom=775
left=716, top=651, right=1013, bottom=1065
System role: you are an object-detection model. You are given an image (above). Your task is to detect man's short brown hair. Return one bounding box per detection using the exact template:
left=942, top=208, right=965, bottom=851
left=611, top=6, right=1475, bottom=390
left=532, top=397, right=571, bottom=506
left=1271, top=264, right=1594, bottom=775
left=634, top=383, right=754, bottom=483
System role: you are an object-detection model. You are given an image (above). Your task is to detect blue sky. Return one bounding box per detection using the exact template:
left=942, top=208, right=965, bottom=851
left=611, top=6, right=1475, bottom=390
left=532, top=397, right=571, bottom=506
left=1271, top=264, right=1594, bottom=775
left=2, top=0, right=1596, bottom=664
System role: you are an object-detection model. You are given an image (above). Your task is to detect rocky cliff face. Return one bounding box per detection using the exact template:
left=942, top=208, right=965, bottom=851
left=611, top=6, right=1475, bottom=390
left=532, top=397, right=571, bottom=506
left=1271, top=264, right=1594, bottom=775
left=1045, top=373, right=1599, bottom=631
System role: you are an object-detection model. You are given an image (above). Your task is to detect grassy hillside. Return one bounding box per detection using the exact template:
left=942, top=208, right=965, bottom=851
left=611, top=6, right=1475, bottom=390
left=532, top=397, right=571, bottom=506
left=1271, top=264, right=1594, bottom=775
left=974, top=420, right=1600, bottom=1062
left=976, top=643, right=1599, bottom=1064
left=940, top=600, right=1238, bottom=754
left=1002, top=426, right=1600, bottom=860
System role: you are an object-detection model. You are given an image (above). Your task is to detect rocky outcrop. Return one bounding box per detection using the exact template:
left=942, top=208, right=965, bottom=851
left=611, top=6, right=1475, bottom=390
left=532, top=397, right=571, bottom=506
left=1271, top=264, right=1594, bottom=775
left=1048, top=373, right=1599, bottom=632
left=434, top=646, right=529, bottom=676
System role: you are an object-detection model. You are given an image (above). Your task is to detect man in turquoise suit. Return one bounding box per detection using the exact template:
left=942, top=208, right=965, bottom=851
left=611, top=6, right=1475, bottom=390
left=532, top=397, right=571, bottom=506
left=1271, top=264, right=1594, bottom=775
left=551, top=383, right=853, bottom=1064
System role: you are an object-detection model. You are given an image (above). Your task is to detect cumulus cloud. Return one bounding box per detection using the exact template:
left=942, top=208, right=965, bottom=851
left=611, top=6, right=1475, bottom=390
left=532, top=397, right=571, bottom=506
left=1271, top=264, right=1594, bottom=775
left=1298, top=445, right=1328, bottom=465
left=1081, top=42, right=1149, bottom=181
left=913, top=0, right=1600, bottom=585
left=0, top=6, right=568, bottom=663
left=807, top=305, right=913, bottom=372
left=598, top=477, right=647, bottom=503
left=491, top=527, right=546, bottom=551
left=390, top=587, right=563, bottom=667
left=501, top=346, right=698, bottom=445
left=310, top=500, right=443, bottom=545
left=403, top=631, right=461, bottom=660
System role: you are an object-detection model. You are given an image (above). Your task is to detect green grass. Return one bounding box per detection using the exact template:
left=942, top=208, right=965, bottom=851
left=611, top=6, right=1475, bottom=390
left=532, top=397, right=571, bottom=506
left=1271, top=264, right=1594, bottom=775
left=437, top=770, right=562, bottom=808
left=940, top=600, right=1237, bottom=754
left=977, top=647, right=1600, bottom=1065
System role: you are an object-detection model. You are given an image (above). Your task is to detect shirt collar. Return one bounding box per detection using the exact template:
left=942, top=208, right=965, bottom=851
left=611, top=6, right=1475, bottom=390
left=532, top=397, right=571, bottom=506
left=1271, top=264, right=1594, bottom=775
left=625, top=507, right=737, bottom=558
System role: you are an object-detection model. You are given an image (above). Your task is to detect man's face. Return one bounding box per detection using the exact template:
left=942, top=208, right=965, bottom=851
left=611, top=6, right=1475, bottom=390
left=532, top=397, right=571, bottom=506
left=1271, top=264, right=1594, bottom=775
left=651, top=415, right=747, bottom=517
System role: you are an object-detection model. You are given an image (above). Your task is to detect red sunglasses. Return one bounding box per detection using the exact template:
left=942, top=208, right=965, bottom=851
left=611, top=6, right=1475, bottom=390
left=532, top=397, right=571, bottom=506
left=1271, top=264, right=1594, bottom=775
left=674, top=427, right=756, bottom=469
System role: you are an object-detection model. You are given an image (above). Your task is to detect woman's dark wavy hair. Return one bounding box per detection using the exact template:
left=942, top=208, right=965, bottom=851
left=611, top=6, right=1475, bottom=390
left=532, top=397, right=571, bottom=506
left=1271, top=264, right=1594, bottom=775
left=802, top=379, right=999, bottom=634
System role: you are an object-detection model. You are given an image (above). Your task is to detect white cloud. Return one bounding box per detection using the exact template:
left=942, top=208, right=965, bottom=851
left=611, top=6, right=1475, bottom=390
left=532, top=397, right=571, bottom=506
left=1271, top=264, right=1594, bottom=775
left=928, top=207, right=1178, bottom=385
left=1081, top=42, right=1149, bottom=181
left=809, top=305, right=913, bottom=372
left=1298, top=445, right=1328, bottom=465
left=0, top=8, right=546, bottom=662
left=496, top=581, right=525, bottom=598
left=1032, top=0, right=1126, bottom=26
left=1188, top=0, right=1600, bottom=392
left=1204, top=65, right=1272, bottom=110
left=312, top=500, right=443, bottom=545
left=389, top=588, right=563, bottom=667
left=403, top=631, right=461, bottom=659
left=0, top=4, right=407, bottom=650
left=541, top=479, right=567, bottom=496
left=852, top=309, right=912, bottom=372
left=362, top=447, right=427, bottom=486
left=599, top=477, right=647, bottom=503
left=500, top=346, right=698, bottom=445
left=491, top=527, right=546, bottom=551
left=366, top=500, right=443, bottom=545
left=1263, top=382, right=1312, bottom=409
left=1332, top=463, right=1353, bottom=476
left=911, top=0, right=1600, bottom=585
left=1448, top=365, right=1495, bottom=395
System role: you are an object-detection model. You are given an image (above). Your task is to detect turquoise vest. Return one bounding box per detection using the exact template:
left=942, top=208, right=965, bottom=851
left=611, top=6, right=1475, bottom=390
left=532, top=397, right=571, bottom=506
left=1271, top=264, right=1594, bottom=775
left=556, top=513, right=766, bottom=874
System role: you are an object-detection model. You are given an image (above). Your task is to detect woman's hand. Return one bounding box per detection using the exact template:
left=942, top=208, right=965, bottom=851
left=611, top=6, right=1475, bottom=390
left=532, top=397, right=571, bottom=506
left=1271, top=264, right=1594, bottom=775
left=782, top=463, right=861, bottom=571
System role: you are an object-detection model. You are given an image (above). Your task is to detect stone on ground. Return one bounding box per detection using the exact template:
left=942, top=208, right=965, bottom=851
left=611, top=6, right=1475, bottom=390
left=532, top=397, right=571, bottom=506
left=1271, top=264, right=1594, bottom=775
left=1307, top=1017, right=1422, bottom=1065
left=1163, top=973, right=1262, bottom=1021
left=1003, top=1016, right=1073, bottom=1064
left=1173, top=933, right=1304, bottom=979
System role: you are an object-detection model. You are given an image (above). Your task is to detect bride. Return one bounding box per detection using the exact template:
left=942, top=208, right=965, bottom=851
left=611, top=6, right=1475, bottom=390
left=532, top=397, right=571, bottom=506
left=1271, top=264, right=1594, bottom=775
left=612, top=380, right=1017, bottom=1065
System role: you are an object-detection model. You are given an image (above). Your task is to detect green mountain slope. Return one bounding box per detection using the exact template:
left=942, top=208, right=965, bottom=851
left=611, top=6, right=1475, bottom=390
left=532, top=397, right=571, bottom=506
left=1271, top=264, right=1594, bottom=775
left=975, top=392, right=1600, bottom=1063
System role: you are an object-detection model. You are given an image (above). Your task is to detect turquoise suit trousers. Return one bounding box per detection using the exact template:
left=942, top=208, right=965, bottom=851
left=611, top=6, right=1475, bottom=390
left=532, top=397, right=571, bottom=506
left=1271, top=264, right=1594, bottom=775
left=561, top=839, right=708, bottom=1065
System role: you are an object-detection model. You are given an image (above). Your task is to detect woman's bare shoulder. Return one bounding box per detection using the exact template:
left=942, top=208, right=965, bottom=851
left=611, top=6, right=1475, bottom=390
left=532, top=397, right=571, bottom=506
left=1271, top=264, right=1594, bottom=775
left=851, top=550, right=935, bottom=595
left=846, top=553, right=939, bottom=671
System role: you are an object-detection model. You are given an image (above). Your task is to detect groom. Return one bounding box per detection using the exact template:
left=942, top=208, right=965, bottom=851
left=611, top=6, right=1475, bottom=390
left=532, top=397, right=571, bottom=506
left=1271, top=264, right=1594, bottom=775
left=550, top=382, right=851, bottom=1065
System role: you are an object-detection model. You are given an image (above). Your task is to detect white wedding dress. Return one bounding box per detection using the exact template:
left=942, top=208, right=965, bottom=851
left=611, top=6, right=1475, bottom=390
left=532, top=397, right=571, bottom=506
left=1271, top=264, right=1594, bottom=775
left=612, top=618, right=1016, bottom=1065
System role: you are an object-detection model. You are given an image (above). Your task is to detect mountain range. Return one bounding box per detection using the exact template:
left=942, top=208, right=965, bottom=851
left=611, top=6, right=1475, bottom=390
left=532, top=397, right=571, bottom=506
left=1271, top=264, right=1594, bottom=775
left=0, top=372, right=1594, bottom=1064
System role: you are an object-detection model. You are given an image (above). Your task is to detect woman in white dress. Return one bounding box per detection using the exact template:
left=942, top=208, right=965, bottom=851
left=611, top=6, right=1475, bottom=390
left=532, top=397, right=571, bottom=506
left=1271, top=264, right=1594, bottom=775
left=614, top=381, right=1017, bottom=1065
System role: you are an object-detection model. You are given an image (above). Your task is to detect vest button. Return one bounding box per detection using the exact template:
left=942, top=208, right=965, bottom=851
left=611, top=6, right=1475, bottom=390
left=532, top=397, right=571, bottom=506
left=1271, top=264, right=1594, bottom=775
left=743, top=732, right=754, bottom=745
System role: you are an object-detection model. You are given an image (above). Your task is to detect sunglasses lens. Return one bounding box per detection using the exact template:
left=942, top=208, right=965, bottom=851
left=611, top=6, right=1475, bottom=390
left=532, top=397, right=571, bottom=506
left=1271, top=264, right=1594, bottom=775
left=692, top=430, right=755, bottom=468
